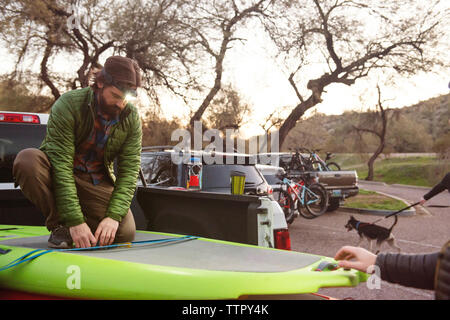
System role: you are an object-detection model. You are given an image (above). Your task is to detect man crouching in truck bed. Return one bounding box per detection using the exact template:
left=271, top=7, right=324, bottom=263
left=13, top=56, right=143, bottom=249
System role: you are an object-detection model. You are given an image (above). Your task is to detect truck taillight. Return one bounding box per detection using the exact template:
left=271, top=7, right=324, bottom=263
left=0, top=113, right=40, bottom=124
left=274, top=229, right=291, bottom=250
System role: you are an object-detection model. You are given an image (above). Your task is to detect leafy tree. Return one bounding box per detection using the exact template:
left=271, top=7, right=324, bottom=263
left=0, top=77, right=53, bottom=112
left=433, top=132, right=450, bottom=158
left=187, top=0, right=275, bottom=128
left=109, top=0, right=199, bottom=107
left=261, top=0, right=449, bottom=147
left=205, top=84, right=252, bottom=131
left=282, top=112, right=330, bottom=151
left=0, top=0, right=115, bottom=103
left=0, top=0, right=274, bottom=122
left=352, top=85, right=390, bottom=180
left=387, top=115, right=432, bottom=152
left=141, top=112, right=183, bottom=147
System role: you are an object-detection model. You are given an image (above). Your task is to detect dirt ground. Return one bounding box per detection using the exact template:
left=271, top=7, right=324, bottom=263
left=288, top=181, right=450, bottom=300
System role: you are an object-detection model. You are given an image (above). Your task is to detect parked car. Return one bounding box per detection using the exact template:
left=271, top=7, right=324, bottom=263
left=256, top=152, right=359, bottom=212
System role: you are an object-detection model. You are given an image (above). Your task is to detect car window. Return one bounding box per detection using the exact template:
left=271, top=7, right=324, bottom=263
left=140, top=153, right=176, bottom=185
left=140, top=153, right=157, bottom=182
left=202, top=165, right=264, bottom=189
left=279, top=155, right=292, bottom=169
left=263, top=174, right=282, bottom=185
left=0, top=123, right=47, bottom=183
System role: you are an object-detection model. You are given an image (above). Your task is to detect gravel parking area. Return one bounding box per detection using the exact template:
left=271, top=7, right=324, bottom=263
left=288, top=181, right=450, bottom=300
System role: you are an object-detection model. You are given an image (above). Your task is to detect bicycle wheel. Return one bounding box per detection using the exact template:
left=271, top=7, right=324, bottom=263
left=326, top=162, right=341, bottom=171
left=304, top=183, right=329, bottom=217
left=291, top=161, right=307, bottom=172
left=298, top=205, right=318, bottom=219
left=278, top=190, right=297, bottom=224
left=151, top=166, right=174, bottom=186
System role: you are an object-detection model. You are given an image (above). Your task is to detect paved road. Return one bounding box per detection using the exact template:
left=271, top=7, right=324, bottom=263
left=288, top=181, right=450, bottom=300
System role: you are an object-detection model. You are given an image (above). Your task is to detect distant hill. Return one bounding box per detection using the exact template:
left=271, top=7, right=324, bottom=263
left=399, top=93, right=450, bottom=141
left=283, top=93, right=450, bottom=153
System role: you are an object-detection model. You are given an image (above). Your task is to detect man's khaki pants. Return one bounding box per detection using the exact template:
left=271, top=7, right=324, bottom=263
left=13, top=148, right=135, bottom=243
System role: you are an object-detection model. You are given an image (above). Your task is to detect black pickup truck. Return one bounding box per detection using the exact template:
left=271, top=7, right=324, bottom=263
left=0, top=112, right=48, bottom=226
left=133, top=147, right=291, bottom=249
left=0, top=112, right=291, bottom=250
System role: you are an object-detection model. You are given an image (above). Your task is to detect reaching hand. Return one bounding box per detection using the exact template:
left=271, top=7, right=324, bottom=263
left=419, top=198, right=426, bottom=205
left=94, top=217, right=119, bottom=246
left=69, top=223, right=97, bottom=248
left=334, top=246, right=377, bottom=273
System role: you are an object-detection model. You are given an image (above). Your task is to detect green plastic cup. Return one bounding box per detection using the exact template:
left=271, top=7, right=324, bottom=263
left=230, top=171, right=246, bottom=195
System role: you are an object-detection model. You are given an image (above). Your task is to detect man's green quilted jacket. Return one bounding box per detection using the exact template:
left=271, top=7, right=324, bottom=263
left=40, top=87, right=142, bottom=227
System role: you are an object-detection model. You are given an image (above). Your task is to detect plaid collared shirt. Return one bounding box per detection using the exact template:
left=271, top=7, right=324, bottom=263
left=73, top=95, right=119, bottom=185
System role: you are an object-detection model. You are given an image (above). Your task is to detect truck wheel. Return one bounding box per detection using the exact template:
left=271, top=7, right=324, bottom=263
left=326, top=198, right=340, bottom=212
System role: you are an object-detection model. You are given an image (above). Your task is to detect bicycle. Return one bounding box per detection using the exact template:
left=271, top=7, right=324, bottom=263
left=286, top=148, right=309, bottom=172
left=276, top=173, right=329, bottom=222
left=323, top=151, right=341, bottom=170
left=299, top=148, right=341, bottom=171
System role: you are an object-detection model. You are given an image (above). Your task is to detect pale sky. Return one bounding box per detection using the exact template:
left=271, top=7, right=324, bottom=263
left=222, top=24, right=450, bottom=137
left=1, top=20, right=449, bottom=139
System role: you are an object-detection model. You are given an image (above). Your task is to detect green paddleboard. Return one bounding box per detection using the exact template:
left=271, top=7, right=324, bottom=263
left=0, top=225, right=367, bottom=299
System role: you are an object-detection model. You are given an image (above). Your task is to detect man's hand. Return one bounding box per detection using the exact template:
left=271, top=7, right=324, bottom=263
left=69, top=223, right=97, bottom=248
left=334, top=246, right=377, bottom=273
left=94, top=217, right=119, bottom=246
left=419, top=198, right=426, bottom=205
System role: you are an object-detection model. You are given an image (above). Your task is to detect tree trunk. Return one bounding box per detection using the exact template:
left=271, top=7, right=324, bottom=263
left=40, top=42, right=60, bottom=102
left=189, top=31, right=229, bottom=129
left=366, top=141, right=385, bottom=181
left=188, top=1, right=266, bottom=128
left=189, top=75, right=222, bottom=129
left=278, top=84, right=324, bottom=148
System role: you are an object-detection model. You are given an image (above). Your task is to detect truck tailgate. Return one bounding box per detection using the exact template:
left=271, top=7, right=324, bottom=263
left=315, top=170, right=357, bottom=188
left=136, top=186, right=269, bottom=246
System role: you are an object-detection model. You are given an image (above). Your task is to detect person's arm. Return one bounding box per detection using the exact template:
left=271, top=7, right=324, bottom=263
left=335, top=246, right=439, bottom=290
left=423, top=172, right=450, bottom=201
left=93, top=108, right=142, bottom=246
left=43, top=95, right=96, bottom=248
left=375, top=251, right=439, bottom=290
left=44, top=95, right=86, bottom=227
left=106, top=108, right=142, bottom=222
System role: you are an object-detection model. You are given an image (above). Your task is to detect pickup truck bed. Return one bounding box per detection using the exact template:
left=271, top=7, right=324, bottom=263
left=135, top=186, right=277, bottom=248
left=301, top=170, right=358, bottom=197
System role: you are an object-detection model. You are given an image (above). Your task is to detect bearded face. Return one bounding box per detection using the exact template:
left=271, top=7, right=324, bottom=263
left=95, top=78, right=137, bottom=119
left=97, top=85, right=127, bottom=119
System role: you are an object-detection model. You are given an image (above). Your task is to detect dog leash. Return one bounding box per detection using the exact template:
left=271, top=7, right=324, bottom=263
left=426, top=205, right=450, bottom=208
left=370, top=201, right=421, bottom=225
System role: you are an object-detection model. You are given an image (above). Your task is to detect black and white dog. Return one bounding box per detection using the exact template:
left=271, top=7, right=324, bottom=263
left=345, top=215, right=401, bottom=254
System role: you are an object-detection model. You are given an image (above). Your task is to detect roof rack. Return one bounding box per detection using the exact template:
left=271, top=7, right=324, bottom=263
left=142, top=145, right=175, bottom=152
left=140, top=146, right=259, bottom=165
